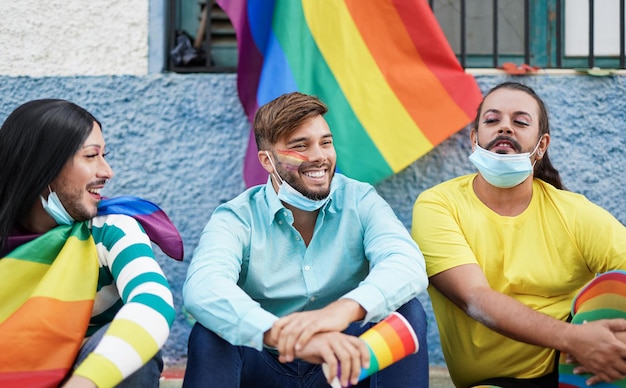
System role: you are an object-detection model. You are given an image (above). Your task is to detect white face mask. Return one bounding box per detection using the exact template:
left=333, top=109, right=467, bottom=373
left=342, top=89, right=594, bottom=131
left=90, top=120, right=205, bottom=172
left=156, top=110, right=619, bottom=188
left=40, top=189, right=75, bottom=225
left=468, top=139, right=542, bottom=188
left=265, top=151, right=331, bottom=211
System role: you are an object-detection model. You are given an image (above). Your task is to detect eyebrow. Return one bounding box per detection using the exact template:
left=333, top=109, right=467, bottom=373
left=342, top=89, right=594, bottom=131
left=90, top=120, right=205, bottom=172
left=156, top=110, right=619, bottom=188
left=286, top=133, right=333, bottom=145
left=81, top=144, right=103, bottom=149
left=484, top=108, right=532, bottom=117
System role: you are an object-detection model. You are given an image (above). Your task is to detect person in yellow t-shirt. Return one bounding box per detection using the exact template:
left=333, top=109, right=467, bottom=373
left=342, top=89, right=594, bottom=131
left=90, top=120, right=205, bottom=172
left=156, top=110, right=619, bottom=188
left=412, top=81, right=626, bottom=388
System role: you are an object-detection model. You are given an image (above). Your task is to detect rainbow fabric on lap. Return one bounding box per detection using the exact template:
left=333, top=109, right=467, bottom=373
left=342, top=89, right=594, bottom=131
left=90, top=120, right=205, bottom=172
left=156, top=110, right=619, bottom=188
left=217, top=0, right=483, bottom=187
left=559, top=270, right=626, bottom=388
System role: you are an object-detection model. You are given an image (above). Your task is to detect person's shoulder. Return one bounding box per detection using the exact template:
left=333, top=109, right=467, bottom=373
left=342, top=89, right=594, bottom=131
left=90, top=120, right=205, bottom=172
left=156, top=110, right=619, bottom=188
left=534, top=179, right=609, bottom=219
left=220, top=184, right=266, bottom=207
left=330, top=173, right=377, bottom=203
left=332, top=173, right=372, bottom=191
left=417, top=174, right=475, bottom=201
left=212, top=183, right=273, bottom=221
left=91, top=212, right=139, bottom=228
left=534, top=179, right=590, bottom=203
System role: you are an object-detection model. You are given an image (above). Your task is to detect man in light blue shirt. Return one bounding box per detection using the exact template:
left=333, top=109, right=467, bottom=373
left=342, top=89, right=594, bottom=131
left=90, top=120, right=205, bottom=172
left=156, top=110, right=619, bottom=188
left=183, top=92, right=429, bottom=388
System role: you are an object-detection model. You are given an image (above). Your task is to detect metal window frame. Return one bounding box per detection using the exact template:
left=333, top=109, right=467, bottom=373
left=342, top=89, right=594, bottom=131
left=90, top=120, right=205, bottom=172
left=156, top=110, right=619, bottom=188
left=165, top=0, right=626, bottom=73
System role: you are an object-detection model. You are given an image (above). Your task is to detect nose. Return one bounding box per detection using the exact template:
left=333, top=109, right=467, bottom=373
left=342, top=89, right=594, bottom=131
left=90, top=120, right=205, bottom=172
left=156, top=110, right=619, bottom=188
left=98, top=158, right=114, bottom=180
left=307, top=144, right=326, bottom=163
left=498, top=119, right=513, bottom=135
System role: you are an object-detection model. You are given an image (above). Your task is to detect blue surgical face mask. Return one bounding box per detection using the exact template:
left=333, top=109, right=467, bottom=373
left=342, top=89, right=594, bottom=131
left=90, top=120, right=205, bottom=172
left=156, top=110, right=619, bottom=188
left=468, top=140, right=542, bottom=188
left=40, top=189, right=75, bottom=225
left=265, top=151, right=331, bottom=211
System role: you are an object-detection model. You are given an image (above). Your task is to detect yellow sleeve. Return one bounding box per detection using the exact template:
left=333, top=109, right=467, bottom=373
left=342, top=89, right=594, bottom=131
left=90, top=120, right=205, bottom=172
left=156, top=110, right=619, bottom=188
left=411, top=181, right=477, bottom=277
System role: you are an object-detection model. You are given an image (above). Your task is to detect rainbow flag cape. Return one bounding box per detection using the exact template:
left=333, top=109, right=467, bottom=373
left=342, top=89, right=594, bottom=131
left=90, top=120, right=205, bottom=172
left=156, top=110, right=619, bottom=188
left=0, top=222, right=98, bottom=387
left=97, top=196, right=184, bottom=261
left=4, top=196, right=184, bottom=261
left=217, top=0, right=483, bottom=187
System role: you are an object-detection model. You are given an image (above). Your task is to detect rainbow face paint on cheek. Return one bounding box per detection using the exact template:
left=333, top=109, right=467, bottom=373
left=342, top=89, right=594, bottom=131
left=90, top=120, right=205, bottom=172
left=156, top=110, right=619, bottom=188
left=275, top=149, right=309, bottom=171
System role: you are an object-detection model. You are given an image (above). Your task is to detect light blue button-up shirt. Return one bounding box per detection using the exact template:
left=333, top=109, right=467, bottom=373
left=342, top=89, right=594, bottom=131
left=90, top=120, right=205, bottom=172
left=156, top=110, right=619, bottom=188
left=183, top=173, right=427, bottom=350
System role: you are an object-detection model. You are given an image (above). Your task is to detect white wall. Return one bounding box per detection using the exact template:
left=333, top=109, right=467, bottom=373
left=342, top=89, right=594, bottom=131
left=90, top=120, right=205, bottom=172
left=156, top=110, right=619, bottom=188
left=0, top=0, right=149, bottom=76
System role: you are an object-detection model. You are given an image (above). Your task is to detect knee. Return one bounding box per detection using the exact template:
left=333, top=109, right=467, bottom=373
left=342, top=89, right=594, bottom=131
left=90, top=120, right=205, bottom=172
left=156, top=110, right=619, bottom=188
left=188, top=322, right=222, bottom=351
left=397, top=298, right=427, bottom=326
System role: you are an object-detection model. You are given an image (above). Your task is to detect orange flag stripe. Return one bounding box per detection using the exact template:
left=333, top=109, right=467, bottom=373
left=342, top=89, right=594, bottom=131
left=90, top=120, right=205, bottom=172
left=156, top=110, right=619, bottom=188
left=345, top=0, right=474, bottom=144
left=0, top=296, right=93, bottom=371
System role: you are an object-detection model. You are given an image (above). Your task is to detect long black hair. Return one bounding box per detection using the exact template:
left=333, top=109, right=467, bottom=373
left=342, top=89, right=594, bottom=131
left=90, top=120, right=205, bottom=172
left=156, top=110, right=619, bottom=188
left=472, top=82, right=565, bottom=190
left=0, top=99, right=100, bottom=253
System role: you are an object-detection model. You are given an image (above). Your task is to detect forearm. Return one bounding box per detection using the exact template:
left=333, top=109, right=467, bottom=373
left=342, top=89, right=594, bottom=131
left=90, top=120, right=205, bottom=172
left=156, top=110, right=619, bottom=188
left=466, top=288, right=572, bottom=352
left=184, top=274, right=277, bottom=349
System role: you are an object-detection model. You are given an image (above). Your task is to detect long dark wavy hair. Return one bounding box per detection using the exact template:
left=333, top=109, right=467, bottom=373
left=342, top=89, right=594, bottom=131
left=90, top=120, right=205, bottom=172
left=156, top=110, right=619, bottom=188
left=0, top=99, right=100, bottom=253
left=472, top=82, right=565, bottom=190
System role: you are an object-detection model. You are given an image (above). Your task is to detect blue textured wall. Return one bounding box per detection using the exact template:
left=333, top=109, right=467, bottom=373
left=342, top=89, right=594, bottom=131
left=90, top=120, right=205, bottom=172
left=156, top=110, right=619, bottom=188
left=1, top=74, right=625, bottom=366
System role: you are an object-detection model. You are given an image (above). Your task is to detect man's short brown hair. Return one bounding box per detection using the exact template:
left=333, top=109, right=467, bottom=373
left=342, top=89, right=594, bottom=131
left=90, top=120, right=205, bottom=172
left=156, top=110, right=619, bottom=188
left=254, top=92, right=328, bottom=150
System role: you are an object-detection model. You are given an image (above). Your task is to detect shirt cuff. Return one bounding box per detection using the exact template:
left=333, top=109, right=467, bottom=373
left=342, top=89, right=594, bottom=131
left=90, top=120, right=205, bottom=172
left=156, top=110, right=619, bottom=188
left=342, top=284, right=388, bottom=323
left=239, top=308, right=278, bottom=351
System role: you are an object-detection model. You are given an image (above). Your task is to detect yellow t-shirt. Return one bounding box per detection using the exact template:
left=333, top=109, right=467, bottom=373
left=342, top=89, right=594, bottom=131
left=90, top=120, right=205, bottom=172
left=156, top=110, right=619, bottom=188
left=412, top=174, right=626, bottom=387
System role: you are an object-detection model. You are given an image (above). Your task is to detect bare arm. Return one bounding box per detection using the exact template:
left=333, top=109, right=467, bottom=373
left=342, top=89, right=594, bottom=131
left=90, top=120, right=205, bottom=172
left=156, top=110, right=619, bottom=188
left=432, top=263, right=626, bottom=384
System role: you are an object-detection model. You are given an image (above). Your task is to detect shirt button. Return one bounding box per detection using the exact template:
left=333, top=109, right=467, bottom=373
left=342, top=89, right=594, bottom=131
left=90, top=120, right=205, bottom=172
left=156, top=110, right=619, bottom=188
left=304, top=265, right=311, bottom=271
left=295, top=236, right=301, bottom=241
left=310, top=296, right=316, bottom=302
left=277, top=220, right=283, bottom=225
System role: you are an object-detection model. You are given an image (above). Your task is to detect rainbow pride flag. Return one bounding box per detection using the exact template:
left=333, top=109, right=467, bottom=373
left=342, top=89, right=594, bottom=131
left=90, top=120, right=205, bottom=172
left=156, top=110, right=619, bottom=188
left=217, top=0, right=483, bottom=187
left=0, top=222, right=98, bottom=387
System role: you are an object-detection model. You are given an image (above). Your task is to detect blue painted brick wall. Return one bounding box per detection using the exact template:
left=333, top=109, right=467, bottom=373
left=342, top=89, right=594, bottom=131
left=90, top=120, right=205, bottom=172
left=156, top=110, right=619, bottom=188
left=2, top=73, right=625, bottom=366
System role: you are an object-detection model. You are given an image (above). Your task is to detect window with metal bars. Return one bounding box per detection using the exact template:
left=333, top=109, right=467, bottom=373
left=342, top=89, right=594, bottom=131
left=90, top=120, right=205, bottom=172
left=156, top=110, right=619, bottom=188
left=166, top=0, right=626, bottom=73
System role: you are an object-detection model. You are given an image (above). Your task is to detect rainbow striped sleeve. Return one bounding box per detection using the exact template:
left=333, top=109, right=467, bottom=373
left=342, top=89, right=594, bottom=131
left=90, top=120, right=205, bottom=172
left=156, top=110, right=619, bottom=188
left=73, top=214, right=175, bottom=388
left=217, top=0, right=483, bottom=187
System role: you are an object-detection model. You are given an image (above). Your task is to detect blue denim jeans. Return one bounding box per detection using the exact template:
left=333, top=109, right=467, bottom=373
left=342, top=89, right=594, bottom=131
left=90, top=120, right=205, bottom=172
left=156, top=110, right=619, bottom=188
left=73, top=323, right=163, bottom=387
left=183, top=298, right=429, bottom=388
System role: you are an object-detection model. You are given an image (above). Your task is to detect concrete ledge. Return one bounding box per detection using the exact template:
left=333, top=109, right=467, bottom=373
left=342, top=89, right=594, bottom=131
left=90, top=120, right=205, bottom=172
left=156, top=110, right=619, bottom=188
left=159, top=365, right=455, bottom=387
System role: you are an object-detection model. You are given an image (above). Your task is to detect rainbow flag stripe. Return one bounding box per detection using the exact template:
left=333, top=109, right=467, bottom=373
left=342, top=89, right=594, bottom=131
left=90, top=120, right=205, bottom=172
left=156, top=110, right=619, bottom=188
left=275, top=149, right=309, bottom=171
left=217, top=0, right=483, bottom=187
left=0, top=223, right=98, bottom=387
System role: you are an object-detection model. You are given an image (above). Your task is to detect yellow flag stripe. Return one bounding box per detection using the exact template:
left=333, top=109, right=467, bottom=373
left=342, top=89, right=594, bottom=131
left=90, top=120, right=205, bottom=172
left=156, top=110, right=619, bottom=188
left=302, top=0, right=433, bottom=172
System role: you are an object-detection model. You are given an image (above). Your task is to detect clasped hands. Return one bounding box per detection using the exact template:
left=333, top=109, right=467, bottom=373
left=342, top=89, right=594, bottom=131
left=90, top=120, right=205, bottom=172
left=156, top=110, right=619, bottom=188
left=264, top=301, right=369, bottom=387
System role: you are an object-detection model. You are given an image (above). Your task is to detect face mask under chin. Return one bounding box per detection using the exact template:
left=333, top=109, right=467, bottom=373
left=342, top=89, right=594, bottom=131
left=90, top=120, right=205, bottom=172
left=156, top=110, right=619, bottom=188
left=40, top=190, right=75, bottom=225
left=468, top=139, right=542, bottom=188
left=265, top=151, right=331, bottom=211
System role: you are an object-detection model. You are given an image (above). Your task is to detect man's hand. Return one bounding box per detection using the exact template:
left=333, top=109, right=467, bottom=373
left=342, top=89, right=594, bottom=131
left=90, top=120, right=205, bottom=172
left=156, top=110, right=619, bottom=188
left=562, top=319, right=626, bottom=385
left=294, top=332, right=370, bottom=387
left=268, top=299, right=365, bottom=363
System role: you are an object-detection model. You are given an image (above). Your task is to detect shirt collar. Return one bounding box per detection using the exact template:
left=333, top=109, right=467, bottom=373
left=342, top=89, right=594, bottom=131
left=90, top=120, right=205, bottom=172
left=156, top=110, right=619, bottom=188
left=263, top=175, right=339, bottom=222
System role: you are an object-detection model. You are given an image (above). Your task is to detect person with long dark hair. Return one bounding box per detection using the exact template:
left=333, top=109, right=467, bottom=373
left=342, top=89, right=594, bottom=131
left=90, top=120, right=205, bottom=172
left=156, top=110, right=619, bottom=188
left=0, top=99, right=183, bottom=387
left=412, top=82, right=626, bottom=387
